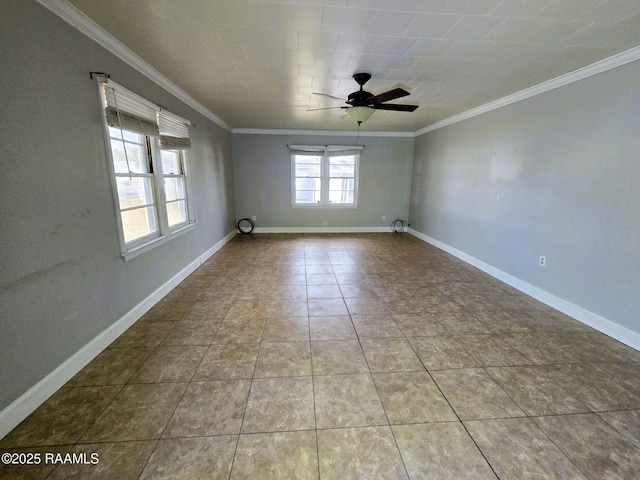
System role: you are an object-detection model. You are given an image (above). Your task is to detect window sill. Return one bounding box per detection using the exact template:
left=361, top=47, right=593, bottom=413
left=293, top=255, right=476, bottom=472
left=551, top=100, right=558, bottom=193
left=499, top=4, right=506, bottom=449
left=122, top=223, right=195, bottom=261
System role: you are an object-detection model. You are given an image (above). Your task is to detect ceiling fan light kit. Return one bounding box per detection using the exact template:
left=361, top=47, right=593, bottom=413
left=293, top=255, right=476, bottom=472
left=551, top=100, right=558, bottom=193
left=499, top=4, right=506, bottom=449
left=313, top=73, right=418, bottom=125
left=346, top=106, right=375, bottom=124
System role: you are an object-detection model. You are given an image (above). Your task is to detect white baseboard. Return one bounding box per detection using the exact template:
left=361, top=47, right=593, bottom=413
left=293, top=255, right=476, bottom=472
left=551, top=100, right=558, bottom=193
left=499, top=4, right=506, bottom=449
left=409, top=228, right=640, bottom=351
left=253, top=226, right=393, bottom=234
left=0, top=229, right=237, bottom=440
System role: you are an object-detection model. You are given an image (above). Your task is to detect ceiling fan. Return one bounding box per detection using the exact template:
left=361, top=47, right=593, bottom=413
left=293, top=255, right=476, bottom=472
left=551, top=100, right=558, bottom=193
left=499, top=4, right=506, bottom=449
left=312, top=73, right=418, bottom=124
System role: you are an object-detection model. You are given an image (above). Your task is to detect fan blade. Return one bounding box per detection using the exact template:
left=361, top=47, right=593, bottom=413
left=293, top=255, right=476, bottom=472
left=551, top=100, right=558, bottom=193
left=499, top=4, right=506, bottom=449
left=373, top=103, right=418, bottom=112
left=312, top=92, right=347, bottom=102
left=306, top=106, right=344, bottom=111
left=368, top=88, right=410, bottom=104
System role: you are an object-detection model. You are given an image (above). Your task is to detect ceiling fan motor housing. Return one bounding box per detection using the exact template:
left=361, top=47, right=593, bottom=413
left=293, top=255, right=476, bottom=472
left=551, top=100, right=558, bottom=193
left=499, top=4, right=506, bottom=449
left=348, top=73, right=374, bottom=106
left=348, top=90, right=374, bottom=106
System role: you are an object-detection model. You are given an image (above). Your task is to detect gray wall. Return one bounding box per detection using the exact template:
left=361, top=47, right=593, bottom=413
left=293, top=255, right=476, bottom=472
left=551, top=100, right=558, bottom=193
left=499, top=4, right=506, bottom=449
left=410, top=60, right=640, bottom=336
left=232, top=133, right=414, bottom=229
left=0, top=1, right=236, bottom=411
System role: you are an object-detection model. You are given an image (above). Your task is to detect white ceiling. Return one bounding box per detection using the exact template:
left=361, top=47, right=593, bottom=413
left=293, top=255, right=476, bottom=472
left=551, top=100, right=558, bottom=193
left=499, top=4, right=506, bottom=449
left=67, top=0, right=640, bottom=132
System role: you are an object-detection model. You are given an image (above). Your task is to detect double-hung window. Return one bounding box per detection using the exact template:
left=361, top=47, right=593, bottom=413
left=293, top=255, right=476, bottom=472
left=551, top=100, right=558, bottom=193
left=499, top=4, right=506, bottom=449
left=291, top=145, right=361, bottom=207
left=100, top=79, right=194, bottom=259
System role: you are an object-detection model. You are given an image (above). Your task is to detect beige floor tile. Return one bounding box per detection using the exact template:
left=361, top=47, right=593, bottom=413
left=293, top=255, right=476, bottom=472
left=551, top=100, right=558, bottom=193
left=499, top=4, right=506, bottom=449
left=190, top=297, right=234, bottom=316
left=225, top=300, right=269, bottom=319
left=392, top=313, right=447, bottom=336
left=339, top=284, right=378, bottom=298
left=242, top=377, right=315, bottom=433
left=254, top=342, right=311, bottom=377
left=163, top=380, right=250, bottom=437
left=48, top=441, right=156, bottom=480
left=309, top=316, right=357, bottom=340
left=268, top=299, right=308, bottom=317
left=65, top=347, right=154, bottom=386
left=486, top=366, right=589, bottom=416
left=598, top=409, right=640, bottom=448
left=334, top=272, right=368, bottom=284
left=305, top=264, right=333, bottom=275
left=161, top=320, right=220, bottom=346
left=355, top=324, right=405, bottom=338
left=193, top=343, right=259, bottom=380
left=373, top=372, right=457, bottom=424
left=360, top=338, right=424, bottom=372
left=314, top=374, right=387, bottom=429
left=0, top=386, right=121, bottom=448
left=140, top=436, right=236, bottom=480
left=231, top=431, right=318, bottom=480
left=350, top=314, right=396, bottom=328
left=499, top=332, right=578, bottom=364
left=474, top=310, right=531, bottom=333
left=451, top=294, right=504, bottom=312
left=582, top=333, right=640, bottom=362
left=213, top=319, right=265, bottom=344
left=591, top=362, right=640, bottom=398
left=435, top=311, right=493, bottom=334
left=454, top=334, right=529, bottom=367
left=141, top=301, right=192, bottom=322
left=345, top=297, right=390, bottom=315
left=317, top=427, right=407, bottom=480
left=392, top=423, right=495, bottom=479
left=534, top=413, right=640, bottom=480
left=274, top=273, right=306, bottom=286
left=431, top=368, right=525, bottom=420
left=408, top=336, right=479, bottom=370
left=270, top=284, right=307, bottom=299
left=129, top=345, right=207, bottom=383
left=509, top=309, right=580, bottom=332
left=307, top=298, right=349, bottom=316
left=262, top=316, right=310, bottom=342
left=307, top=284, right=342, bottom=299
left=417, top=295, right=463, bottom=314
left=81, top=383, right=186, bottom=442
left=466, top=418, right=587, bottom=479
left=310, top=340, right=369, bottom=375
left=543, top=332, right=634, bottom=363
left=541, top=363, right=640, bottom=411
left=108, top=321, right=176, bottom=348
left=306, top=274, right=337, bottom=285
left=180, top=301, right=226, bottom=321
left=331, top=264, right=360, bottom=274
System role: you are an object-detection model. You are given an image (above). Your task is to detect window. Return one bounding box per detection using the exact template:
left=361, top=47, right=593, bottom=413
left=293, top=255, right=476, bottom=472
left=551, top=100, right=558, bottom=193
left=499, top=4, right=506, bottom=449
left=99, top=79, right=194, bottom=259
left=291, top=145, right=361, bottom=207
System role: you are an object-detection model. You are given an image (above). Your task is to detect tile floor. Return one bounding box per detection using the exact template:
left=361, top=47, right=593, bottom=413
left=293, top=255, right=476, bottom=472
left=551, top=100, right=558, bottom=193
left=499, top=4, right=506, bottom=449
left=2, top=233, right=640, bottom=479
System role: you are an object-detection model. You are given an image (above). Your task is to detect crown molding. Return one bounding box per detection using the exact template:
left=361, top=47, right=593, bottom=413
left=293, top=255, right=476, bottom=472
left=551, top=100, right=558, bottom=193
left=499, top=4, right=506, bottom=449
left=416, top=44, right=640, bottom=137
left=232, top=128, right=415, bottom=137
left=36, top=0, right=232, bottom=132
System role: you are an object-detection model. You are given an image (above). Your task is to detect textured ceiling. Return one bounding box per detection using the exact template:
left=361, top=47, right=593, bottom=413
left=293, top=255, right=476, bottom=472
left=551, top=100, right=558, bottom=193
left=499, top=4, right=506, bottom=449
left=67, top=0, right=640, bottom=132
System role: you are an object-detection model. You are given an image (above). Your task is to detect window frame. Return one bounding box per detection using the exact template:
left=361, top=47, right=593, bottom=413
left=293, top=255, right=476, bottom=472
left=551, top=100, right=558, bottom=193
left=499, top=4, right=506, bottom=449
left=290, top=146, right=361, bottom=208
left=99, top=79, right=195, bottom=260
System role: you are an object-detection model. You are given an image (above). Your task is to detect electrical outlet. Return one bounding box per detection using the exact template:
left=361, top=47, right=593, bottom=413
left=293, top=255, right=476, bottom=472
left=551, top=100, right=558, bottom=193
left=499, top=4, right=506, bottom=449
left=251, top=215, right=256, bottom=221
left=539, top=256, right=546, bottom=266
left=322, top=221, right=327, bottom=226
left=382, top=215, right=386, bottom=221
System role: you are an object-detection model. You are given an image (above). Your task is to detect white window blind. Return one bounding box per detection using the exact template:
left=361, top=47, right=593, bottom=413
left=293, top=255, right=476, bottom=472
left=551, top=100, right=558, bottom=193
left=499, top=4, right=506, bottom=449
left=158, top=110, right=191, bottom=150
left=103, top=81, right=159, bottom=137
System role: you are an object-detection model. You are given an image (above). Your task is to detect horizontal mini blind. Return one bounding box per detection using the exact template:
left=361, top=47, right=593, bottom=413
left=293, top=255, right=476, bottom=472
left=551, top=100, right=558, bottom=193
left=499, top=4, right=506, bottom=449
left=158, top=110, right=191, bottom=149
left=103, top=81, right=159, bottom=137
left=290, top=145, right=364, bottom=154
